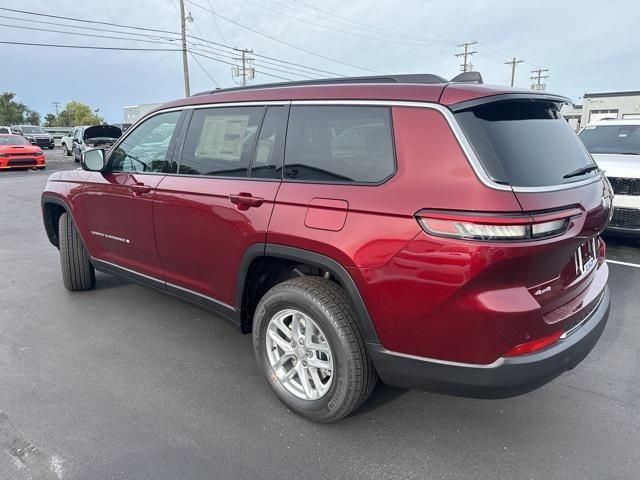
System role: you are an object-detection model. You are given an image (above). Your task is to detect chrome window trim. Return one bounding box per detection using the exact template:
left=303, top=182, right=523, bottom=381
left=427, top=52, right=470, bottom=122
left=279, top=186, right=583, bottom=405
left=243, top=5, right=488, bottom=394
left=125, top=98, right=603, bottom=193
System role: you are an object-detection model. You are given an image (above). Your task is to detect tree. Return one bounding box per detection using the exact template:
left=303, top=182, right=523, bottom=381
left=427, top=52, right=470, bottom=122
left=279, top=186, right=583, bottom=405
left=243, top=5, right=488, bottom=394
left=0, top=92, right=41, bottom=125
left=44, top=113, right=58, bottom=127
left=57, top=101, right=104, bottom=127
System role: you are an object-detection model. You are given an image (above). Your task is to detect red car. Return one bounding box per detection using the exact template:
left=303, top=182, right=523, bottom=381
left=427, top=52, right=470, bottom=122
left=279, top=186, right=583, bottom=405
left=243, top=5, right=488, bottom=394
left=41, top=73, right=612, bottom=422
left=0, top=134, right=46, bottom=170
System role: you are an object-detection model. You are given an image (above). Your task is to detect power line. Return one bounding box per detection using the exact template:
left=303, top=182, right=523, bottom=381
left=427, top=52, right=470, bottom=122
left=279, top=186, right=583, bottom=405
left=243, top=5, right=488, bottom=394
left=0, top=7, right=178, bottom=35
left=191, top=51, right=294, bottom=81
left=189, top=51, right=220, bottom=87
left=184, top=0, right=383, bottom=74
left=289, top=0, right=459, bottom=44
left=243, top=0, right=435, bottom=46
left=0, top=40, right=182, bottom=51
left=1, top=6, right=343, bottom=78
left=0, top=13, right=180, bottom=41
left=0, top=21, right=179, bottom=46
left=205, top=0, right=227, bottom=44
left=455, top=41, right=477, bottom=72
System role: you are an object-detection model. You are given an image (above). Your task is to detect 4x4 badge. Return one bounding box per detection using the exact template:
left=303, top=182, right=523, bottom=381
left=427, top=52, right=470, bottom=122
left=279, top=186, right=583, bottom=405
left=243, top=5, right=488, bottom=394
left=534, top=285, right=552, bottom=296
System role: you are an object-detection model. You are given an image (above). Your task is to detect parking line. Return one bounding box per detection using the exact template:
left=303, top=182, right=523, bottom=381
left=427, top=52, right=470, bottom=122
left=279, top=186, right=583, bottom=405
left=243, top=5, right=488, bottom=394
left=607, top=259, right=640, bottom=269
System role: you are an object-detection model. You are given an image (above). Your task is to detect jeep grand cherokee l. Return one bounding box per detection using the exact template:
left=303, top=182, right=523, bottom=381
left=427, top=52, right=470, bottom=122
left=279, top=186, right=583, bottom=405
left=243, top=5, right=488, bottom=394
left=41, top=74, right=612, bottom=422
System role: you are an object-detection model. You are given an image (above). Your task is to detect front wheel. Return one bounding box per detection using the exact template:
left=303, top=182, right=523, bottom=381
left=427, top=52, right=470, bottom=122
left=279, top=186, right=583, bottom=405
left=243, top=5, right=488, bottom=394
left=62, top=143, right=70, bottom=156
left=253, top=277, right=377, bottom=422
left=58, top=212, right=95, bottom=291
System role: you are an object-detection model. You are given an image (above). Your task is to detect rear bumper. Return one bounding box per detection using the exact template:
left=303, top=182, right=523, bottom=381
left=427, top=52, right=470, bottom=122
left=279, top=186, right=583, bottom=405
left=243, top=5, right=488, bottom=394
left=368, top=286, right=610, bottom=398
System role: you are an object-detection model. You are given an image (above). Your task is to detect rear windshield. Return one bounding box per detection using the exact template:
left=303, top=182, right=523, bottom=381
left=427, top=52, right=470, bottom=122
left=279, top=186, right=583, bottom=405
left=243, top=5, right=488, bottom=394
left=456, top=100, right=597, bottom=187
left=579, top=124, right=640, bottom=155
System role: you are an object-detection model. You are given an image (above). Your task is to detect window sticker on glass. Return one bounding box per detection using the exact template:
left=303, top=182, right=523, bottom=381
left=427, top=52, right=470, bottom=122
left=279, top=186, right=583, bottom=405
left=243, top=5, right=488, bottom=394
left=196, top=115, right=250, bottom=161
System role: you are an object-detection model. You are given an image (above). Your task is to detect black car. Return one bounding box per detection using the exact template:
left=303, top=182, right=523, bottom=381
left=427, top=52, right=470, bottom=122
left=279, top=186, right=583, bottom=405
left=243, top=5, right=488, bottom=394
left=10, top=125, right=55, bottom=149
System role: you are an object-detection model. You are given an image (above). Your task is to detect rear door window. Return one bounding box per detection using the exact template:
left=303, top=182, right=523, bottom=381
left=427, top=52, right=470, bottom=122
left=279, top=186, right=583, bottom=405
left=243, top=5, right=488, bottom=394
left=283, top=106, right=395, bottom=184
left=179, top=106, right=264, bottom=177
left=456, top=100, right=598, bottom=187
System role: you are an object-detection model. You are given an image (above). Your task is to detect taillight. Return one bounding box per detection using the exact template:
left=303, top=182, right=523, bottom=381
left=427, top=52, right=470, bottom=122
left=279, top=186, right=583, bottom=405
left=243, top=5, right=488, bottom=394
left=503, top=330, right=563, bottom=357
left=415, top=209, right=580, bottom=242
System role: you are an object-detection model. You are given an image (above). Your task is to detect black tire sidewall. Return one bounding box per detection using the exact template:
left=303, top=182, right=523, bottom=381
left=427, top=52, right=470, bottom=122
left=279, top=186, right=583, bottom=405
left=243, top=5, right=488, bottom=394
left=254, top=284, right=356, bottom=421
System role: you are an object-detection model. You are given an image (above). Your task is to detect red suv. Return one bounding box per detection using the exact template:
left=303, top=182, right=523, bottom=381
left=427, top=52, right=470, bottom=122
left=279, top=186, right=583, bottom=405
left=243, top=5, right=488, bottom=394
left=41, top=74, right=612, bottom=422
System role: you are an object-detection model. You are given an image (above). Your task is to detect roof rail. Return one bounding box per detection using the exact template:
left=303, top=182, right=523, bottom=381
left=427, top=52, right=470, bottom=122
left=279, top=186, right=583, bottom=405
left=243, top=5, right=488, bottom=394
left=192, top=73, right=451, bottom=96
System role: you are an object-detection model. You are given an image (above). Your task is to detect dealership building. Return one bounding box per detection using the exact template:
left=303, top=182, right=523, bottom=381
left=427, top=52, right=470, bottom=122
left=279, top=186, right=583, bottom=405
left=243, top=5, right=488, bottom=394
left=563, top=90, right=640, bottom=131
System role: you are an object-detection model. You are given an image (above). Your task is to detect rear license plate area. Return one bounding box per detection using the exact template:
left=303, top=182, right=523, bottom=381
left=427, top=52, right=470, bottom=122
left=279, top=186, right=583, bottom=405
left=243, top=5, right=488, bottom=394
left=575, top=237, right=597, bottom=277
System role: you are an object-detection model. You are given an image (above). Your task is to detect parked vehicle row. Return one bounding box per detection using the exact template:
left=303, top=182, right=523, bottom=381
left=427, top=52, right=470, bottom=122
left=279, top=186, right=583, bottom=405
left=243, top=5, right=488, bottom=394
left=42, top=74, right=612, bottom=422
left=579, top=119, right=640, bottom=238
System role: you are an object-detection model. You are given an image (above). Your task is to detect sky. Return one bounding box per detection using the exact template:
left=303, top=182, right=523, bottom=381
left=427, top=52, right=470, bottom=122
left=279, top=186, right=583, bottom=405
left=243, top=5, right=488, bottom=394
left=1, top=0, right=639, bottom=123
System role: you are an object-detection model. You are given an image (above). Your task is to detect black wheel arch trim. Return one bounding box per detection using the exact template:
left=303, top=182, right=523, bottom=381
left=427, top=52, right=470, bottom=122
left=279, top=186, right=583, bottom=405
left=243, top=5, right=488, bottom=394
left=41, top=194, right=80, bottom=249
left=236, top=243, right=380, bottom=344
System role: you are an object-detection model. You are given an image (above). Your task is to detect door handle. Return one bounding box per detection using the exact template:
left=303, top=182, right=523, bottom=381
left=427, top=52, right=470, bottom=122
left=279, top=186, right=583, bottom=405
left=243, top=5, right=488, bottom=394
left=229, top=192, right=264, bottom=209
left=130, top=183, right=152, bottom=195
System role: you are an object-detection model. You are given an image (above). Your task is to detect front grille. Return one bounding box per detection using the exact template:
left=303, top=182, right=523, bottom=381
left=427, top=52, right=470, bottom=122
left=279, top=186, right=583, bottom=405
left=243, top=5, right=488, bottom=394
left=609, top=208, right=640, bottom=230
left=8, top=152, right=34, bottom=157
left=607, top=177, right=640, bottom=195
left=8, top=159, right=36, bottom=166
left=35, top=138, right=51, bottom=147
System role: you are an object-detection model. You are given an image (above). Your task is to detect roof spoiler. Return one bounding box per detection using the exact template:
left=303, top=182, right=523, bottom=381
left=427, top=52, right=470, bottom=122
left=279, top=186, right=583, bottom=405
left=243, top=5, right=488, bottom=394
left=450, top=71, right=483, bottom=84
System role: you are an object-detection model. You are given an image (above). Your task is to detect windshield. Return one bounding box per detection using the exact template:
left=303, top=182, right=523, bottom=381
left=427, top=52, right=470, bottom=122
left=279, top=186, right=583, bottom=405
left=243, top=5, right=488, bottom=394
left=0, top=136, right=30, bottom=145
left=456, top=100, right=597, bottom=187
left=579, top=124, right=640, bottom=155
left=21, top=126, right=46, bottom=134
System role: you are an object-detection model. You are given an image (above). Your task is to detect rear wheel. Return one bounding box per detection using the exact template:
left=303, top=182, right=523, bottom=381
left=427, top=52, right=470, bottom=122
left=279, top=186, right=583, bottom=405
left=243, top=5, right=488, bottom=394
left=253, top=276, right=377, bottom=422
left=58, top=212, right=95, bottom=291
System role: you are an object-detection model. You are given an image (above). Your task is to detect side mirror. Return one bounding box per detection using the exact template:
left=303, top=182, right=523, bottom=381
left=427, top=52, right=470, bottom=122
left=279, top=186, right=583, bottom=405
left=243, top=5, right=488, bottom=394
left=72, top=138, right=79, bottom=143
left=82, top=149, right=105, bottom=172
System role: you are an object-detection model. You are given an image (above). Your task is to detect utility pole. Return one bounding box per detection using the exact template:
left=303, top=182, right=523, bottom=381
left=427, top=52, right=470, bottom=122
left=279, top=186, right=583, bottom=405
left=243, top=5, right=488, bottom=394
left=530, top=68, right=549, bottom=91
left=455, top=41, right=477, bottom=72
left=504, top=57, right=523, bottom=87
left=51, top=101, right=61, bottom=126
left=179, top=0, right=191, bottom=97
left=232, top=48, right=255, bottom=86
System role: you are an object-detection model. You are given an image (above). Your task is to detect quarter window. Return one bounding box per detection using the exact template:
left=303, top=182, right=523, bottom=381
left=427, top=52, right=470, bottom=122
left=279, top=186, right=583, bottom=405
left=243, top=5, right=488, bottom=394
left=179, top=107, right=264, bottom=177
left=283, top=106, right=396, bottom=184
left=108, top=111, right=181, bottom=173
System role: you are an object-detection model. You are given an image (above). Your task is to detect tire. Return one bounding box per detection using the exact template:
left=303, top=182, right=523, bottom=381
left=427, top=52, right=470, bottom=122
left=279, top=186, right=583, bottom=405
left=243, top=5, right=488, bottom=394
left=58, top=212, right=95, bottom=291
left=62, top=143, right=69, bottom=156
left=253, top=276, right=377, bottom=422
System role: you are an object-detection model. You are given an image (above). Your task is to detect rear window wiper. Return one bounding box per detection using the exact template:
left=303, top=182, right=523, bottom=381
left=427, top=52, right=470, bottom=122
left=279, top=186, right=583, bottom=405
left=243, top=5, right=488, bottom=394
left=563, top=164, right=599, bottom=179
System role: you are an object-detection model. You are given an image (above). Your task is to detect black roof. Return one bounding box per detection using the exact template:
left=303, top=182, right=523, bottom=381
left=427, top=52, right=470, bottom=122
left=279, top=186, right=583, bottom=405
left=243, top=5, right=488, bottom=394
left=193, top=72, right=483, bottom=97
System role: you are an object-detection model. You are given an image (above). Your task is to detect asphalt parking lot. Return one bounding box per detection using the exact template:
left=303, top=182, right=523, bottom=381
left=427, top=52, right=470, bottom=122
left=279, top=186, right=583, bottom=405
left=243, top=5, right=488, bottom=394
left=1, top=148, right=639, bottom=480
